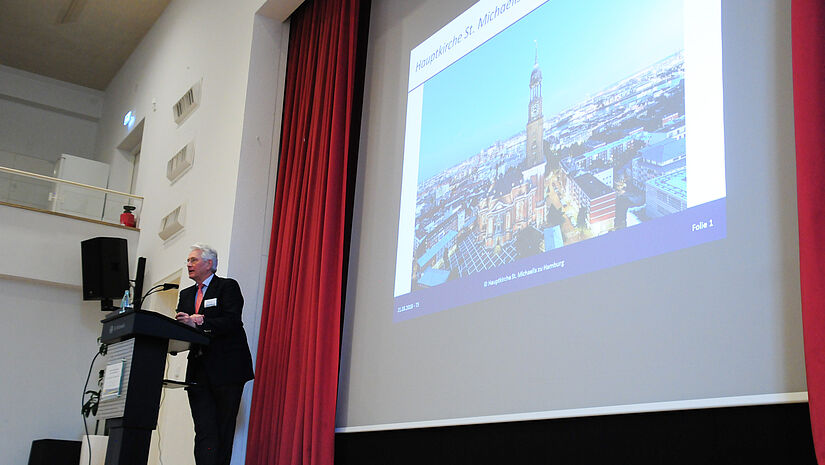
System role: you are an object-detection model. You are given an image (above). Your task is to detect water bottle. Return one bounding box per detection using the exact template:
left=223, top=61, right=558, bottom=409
left=120, top=289, right=131, bottom=313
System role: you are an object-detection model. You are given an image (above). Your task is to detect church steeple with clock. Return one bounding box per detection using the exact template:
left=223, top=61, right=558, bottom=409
left=526, top=43, right=544, bottom=168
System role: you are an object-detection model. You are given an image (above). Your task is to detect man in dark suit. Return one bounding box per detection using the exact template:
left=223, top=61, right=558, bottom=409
left=175, top=243, right=254, bottom=465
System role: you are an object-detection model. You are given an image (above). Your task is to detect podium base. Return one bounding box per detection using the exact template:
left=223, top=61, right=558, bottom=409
left=104, top=419, right=152, bottom=465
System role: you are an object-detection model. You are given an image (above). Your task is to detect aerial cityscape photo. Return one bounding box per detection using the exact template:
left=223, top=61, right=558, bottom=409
left=407, top=0, right=688, bottom=292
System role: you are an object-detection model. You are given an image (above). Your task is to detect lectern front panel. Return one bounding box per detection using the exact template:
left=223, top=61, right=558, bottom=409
left=97, top=339, right=133, bottom=420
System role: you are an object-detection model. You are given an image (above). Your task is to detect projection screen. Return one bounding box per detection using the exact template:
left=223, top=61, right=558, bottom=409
left=337, top=0, right=804, bottom=432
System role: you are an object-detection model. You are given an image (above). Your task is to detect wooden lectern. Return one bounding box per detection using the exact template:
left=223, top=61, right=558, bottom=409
left=98, top=309, right=208, bottom=465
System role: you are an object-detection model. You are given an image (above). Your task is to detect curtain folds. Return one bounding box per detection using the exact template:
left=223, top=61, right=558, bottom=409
left=792, top=0, right=825, bottom=462
left=246, top=0, right=363, bottom=463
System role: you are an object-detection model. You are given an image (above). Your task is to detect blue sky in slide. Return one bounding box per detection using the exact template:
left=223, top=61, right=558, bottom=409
left=416, top=0, right=684, bottom=183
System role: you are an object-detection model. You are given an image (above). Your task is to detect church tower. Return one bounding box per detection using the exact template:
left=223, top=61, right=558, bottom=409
left=525, top=43, right=544, bottom=168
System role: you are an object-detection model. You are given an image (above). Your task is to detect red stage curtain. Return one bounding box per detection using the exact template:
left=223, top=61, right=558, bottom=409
left=246, top=0, right=365, bottom=463
left=793, top=0, right=825, bottom=461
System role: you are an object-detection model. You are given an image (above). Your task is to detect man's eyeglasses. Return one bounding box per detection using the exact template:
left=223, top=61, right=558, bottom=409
left=186, top=258, right=201, bottom=264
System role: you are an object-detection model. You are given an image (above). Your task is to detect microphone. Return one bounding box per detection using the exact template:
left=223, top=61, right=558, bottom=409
left=141, top=283, right=181, bottom=303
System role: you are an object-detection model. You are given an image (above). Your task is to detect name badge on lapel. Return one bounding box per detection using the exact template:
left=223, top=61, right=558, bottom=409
left=204, top=298, right=217, bottom=308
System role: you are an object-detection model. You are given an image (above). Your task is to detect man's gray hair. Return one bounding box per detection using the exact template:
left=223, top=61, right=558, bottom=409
left=191, top=243, right=218, bottom=272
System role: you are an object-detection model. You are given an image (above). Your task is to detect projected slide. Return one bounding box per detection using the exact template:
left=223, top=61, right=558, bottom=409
left=393, top=0, right=726, bottom=321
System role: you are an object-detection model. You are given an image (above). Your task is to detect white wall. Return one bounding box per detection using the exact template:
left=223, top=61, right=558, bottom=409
left=0, top=65, right=102, bottom=164
left=0, top=277, right=105, bottom=465
left=0, top=63, right=136, bottom=465
left=0, top=204, right=139, bottom=465
left=0, top=0, right=290, bottom=462
left=91, top=0, right=289, bottom=464
left=95, top=0, right=269, bottom=288
left=0, top=203, right=139, bottom=286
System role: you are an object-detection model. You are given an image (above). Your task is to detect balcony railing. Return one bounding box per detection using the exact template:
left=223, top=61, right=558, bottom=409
left=0, top=166, right=143, bottom=228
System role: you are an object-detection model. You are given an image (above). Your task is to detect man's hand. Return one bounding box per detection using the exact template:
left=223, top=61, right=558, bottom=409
left=176, top=312, right=204, bottom=327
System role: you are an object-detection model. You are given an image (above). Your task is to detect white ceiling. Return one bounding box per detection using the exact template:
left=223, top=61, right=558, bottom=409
left=0, top=0, right=304, bottom=91
left=0, top=0, right=172, bottom=90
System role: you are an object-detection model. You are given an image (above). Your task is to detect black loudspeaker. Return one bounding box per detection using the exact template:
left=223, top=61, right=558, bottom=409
left=28, top=439, right=81, bottom=465
left=81, top=237, right=129, bottom=301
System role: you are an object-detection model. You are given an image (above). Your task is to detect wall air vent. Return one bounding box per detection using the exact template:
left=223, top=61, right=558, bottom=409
left=172, top=80, right=202, bottom=125
left=167, top=141, right=194, bottom=183
left=158, top=204, right=186, bottom=241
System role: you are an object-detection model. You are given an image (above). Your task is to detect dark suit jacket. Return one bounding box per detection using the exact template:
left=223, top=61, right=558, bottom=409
left=177, top=275, right=254, bottom=386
